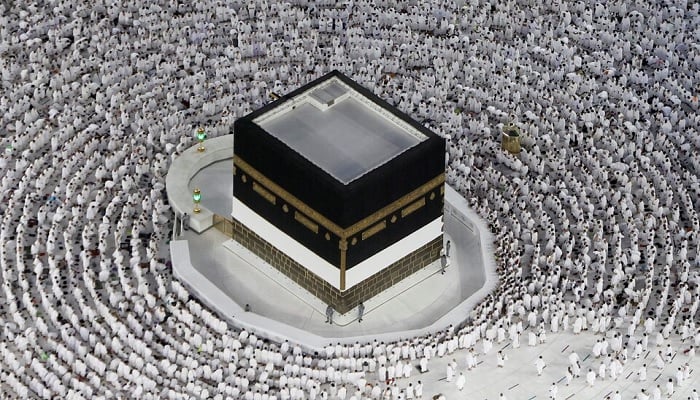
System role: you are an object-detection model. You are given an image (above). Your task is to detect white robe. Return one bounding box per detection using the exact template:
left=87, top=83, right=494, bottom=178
left=456, top=374, right=466, bottom=391
left=528, top=332, right=537, bottom=346
left=466, top=352, right=476, bottom=369
left=497, top=353, right=506, bottom=367
left=586, top=370, right=596, bottom=386
left=638, top=366, right=647, bottom=381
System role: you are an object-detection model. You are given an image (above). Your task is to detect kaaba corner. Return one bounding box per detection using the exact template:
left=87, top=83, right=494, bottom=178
left=231, top=70, right=445, bottom=313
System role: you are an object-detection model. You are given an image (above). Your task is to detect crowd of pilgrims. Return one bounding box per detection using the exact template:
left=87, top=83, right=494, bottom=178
left=0, top=0, right=699, bottom=398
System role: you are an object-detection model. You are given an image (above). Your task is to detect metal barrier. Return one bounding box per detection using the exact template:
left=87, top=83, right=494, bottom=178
left=172, top=213, right=180, bottom=241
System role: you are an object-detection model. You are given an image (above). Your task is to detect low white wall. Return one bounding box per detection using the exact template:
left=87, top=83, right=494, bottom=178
left=165, top=135, right=233, bottom=232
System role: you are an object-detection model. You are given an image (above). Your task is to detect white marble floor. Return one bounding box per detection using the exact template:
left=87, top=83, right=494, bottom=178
left=382, top=328, right=698, bottom=400
left=189, top=160, right=234, bottom=217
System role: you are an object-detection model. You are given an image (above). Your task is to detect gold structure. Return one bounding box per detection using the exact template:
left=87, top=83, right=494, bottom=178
left=252, top=182, right=276, bottom=204
left=294, top=211, right=320, bottom=234
left=361, top=220, right=387, bottom=240
left=401, top=198, right=426, bottom=218
left=501, top=123, right=521, bottom=154
left=339, top=239, right=348, bottom=290
left=193, top=188, right=202, bottom=214
left=196, top=127, right=206, bottom=152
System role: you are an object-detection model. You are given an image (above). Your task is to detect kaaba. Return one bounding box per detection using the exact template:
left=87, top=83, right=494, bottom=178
left=232, top=71, right=445, bottom=312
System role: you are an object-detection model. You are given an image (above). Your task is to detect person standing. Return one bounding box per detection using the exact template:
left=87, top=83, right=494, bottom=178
left=609, top=358, right=622, bottom=380
left=482, top=337, right=493, bottom=354
left=455, top=372, right=466, bottom=391
left=638, top=364, right=647, bottom=381
left=535, top=356, right=546, bottom=376
left=357, top=302, right=365, bottom=323
left=549, top=382, right=558, bottom=400
left=466, top=348, right=477, bottom=370
left=637, top=389, right=650, bottom=400
left=571, top=358, right=581, bottom=378
left=654, top=351, right=665, bottom=369
left=568, top=351, right=581, bottom=372
left=414, top=381, right=423, bottom=399
left=496, top=351, right=506, bottom=368
left=512, top=330, right=521, bottom=348
left=675, top=366, right=684, bottom=387
left=181, top=212, right=189, bottom=232
left=419, top=357, right=428, bottom=373
left=598, top=361, right=606, bottom=380
left=378, top=364, right=387, bottom=382
left=325, top=305, right=334, bottom=324
left=586, top=368, right=596, bottom=387
left=405, top=383, right=414, bottom=399
left=665, top=378, right=674, bottom=397
left=403, top=361, right=413, bottom=378
left=528, top=330, right=537, bottom=346
left=565, top=366, right=573, bottom=386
